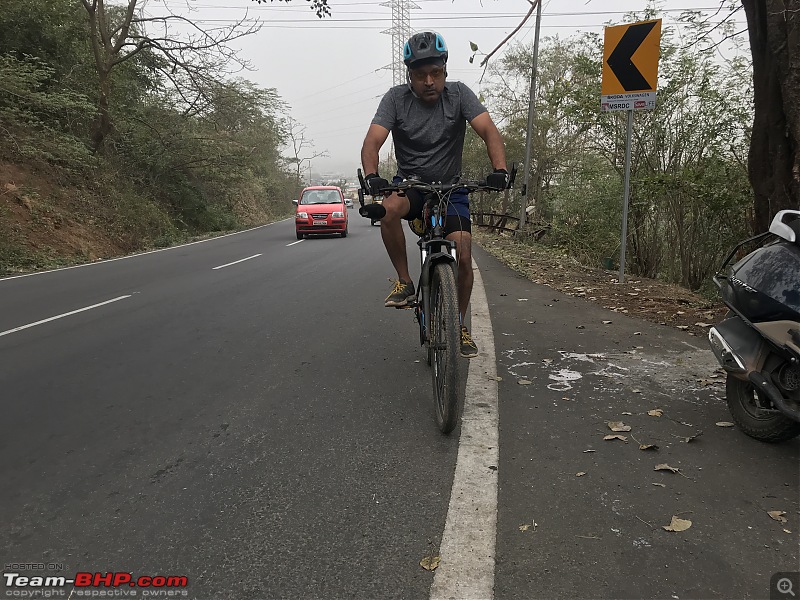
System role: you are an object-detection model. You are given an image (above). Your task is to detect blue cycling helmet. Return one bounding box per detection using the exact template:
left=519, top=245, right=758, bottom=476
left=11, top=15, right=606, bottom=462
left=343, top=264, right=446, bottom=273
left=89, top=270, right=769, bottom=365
left=403, top=32, right=448, bottom=68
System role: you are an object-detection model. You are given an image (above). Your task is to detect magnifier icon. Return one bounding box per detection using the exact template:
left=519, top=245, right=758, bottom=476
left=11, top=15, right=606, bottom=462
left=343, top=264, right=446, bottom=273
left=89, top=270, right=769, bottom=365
left=778, top=578, right=796, bottom=597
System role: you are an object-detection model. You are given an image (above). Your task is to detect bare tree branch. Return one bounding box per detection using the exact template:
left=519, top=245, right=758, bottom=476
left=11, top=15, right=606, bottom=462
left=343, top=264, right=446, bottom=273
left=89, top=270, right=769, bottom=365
left=480, top=0, right=540, bottom=68
left=81, top=0, right=262, bottom=150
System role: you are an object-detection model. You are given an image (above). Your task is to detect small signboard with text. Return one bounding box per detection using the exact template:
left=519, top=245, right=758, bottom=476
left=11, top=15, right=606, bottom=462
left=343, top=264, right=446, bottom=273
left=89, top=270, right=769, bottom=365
left=601, top=19, right=661, bottom=112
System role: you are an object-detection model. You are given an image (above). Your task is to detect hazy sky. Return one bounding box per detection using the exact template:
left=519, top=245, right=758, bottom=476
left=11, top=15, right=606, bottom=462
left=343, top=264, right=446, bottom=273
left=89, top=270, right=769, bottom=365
left=149, top=0, right=744, bottom=176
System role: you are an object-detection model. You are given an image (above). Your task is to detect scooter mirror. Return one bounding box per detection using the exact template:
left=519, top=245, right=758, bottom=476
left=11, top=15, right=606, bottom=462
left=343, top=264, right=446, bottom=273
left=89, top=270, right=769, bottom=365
left=769, top=210, right=800, bottom=243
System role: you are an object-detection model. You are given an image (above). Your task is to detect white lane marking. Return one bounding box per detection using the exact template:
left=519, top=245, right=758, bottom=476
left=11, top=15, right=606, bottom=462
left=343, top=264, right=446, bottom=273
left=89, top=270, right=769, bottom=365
left=286, top=239, right=305, bottom=247
left=0, top=295, right=132, bottom=338
left=430, top=258, right=499, bottom=600
left=0, top=218, right=293, bottom=283
left=212, top=254, right=262, bottom=270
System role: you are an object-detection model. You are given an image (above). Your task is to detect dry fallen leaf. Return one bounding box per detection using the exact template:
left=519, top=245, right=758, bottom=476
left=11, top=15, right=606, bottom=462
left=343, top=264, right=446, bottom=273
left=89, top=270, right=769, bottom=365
left=676, top=325, right=689, bottom=330
left=604, top=434, right=628, bottom=442
left=518, top=379, right=532, bottom=385
left=602, top=320, right=612, bottom=325
left=576, top=472, right=586, bottom=477
left=622, top=411, right=633, bottom=415
left=768, top=510, right=788, bottom=524
left=582, top=449, right=596, bottom=453
left=519, top=524, right=530, bottom=532
left=716, top=421, right=735, bottom=427
left=420, top=556, right=440, bottom=571
left=652, top=482, right=666, bottom=488
left=663, top=516, right=692, bottom=532
left=608, top=421, right=632, bottom=432
left=784, top=529, right=792, bottom=534
left=648, top=409, right=664, bottom=417
left=654, top=463, right=680, bottom=473
left=487, top=375, right=503, bottom=381
left=639, top=444, right=659, bottom=451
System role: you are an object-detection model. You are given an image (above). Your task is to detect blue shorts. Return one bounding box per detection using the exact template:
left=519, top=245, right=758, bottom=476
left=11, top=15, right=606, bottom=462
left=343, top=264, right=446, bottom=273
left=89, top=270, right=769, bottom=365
left=392, top=176, right=470, bottom=219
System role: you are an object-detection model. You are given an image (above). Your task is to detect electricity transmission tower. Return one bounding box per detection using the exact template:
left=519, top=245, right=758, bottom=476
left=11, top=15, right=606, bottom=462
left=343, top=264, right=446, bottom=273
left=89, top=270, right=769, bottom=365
left=381, top=0, right=418, bottom=86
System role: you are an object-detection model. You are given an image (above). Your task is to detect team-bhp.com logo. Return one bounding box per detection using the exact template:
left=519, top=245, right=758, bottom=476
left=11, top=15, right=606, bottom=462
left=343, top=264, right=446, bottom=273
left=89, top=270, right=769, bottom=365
left=4, top=572, right=188, bottom=596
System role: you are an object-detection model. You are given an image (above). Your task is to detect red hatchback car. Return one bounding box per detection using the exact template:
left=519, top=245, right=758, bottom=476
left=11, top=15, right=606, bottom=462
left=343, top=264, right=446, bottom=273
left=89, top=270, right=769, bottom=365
left=294, top=186, right=349, bottom=239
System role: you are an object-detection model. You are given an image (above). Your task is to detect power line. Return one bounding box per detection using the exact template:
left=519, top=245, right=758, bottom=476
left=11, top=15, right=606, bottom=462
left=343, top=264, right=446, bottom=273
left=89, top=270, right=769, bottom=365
left=158, top=1, right=724, bottom=15
left=291, top=90, right=386, bottom=119
left=155, top=14, right=741, bottom=23
left=299, top=95, right=385, bottom=126
left=170, top=20, right=748, bottom=29
left=290, top=69, right=387, bottom=102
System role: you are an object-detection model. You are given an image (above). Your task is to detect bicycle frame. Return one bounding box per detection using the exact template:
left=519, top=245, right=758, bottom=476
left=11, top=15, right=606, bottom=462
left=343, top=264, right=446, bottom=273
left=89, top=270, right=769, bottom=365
left=415, top=193, right=459, bottom=351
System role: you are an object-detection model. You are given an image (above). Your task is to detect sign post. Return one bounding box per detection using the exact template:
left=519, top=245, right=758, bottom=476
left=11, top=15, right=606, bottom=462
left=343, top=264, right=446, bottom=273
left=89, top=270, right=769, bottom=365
left=601, top=19, right=661, bottom=283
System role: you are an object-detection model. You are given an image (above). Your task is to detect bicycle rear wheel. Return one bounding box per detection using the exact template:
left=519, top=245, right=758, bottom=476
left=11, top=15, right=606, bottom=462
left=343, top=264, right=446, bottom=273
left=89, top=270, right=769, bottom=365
left=429, top=262, right=461, bottom=433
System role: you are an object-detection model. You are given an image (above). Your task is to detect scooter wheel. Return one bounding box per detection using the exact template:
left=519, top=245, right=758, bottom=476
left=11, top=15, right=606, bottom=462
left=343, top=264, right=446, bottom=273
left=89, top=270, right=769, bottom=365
left=725, top=375, right=800, bottom=442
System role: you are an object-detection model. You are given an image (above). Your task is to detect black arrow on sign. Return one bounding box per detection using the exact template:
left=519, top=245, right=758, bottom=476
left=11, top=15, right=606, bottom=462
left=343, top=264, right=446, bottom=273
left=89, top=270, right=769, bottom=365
left=607, top=21, right=657, bottom=91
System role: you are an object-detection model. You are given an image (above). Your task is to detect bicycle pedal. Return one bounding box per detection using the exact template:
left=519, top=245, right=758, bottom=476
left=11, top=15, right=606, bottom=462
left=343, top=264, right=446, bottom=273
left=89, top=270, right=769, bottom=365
left=395, top=304, right=414, bottom=310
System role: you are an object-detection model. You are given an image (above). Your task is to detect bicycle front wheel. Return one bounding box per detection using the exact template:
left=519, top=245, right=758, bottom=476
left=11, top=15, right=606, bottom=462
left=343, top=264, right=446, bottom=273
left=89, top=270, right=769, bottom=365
left=429, top=262, right=461, bottom=434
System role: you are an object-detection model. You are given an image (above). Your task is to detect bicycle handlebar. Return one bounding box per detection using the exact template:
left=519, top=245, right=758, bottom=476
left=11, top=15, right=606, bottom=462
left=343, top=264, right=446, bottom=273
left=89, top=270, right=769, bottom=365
left=356, top=163, right=517, bottom=199
left=377, top=179, right=500, bottom=195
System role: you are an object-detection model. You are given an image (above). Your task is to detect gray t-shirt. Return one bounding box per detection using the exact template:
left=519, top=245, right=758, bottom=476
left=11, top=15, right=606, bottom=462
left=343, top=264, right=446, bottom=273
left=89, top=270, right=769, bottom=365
left=371, top=81, right=487, bottom=183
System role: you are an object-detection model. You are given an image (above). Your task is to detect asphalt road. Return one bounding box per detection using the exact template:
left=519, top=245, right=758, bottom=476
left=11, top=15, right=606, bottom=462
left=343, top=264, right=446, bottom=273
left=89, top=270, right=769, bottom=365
left=1, top=213, right=798, bottom=600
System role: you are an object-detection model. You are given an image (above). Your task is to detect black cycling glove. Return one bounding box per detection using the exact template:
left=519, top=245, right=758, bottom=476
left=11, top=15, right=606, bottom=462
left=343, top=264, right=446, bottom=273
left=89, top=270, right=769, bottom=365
left=359, top=203, right=387, bottom=220
left=365, top=172, right=389, bottom=196
left=486, top=168, right=509, bottom=190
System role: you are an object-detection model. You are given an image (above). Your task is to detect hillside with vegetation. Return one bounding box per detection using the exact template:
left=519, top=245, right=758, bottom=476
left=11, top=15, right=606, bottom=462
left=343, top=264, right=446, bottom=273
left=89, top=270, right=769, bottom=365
left=0, top=0, right=299, bottom=276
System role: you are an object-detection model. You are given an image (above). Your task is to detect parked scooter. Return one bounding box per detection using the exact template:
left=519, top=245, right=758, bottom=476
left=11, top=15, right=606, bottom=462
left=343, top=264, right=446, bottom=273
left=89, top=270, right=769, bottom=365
left=708, top=210, right=800, bottom=442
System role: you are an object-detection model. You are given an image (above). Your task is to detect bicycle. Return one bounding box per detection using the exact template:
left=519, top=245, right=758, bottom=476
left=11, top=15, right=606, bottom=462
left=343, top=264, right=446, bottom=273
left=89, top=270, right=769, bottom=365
left=357, top=168, right=515, bottom=433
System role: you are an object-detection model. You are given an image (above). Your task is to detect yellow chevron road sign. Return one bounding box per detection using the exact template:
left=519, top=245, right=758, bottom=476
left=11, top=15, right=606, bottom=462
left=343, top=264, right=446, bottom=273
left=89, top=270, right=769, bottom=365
left=601, top=19, right=661, bottom=112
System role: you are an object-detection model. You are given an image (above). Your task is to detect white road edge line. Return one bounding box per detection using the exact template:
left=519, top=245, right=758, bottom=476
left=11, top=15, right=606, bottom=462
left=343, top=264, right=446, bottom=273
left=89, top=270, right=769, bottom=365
left=430, top=257, right=499, bottom=600
left=212, top=254, right=262, bottom=270
left=286, top=239, right=305, bottom=247
left=0, top=295, right=132, bottom=338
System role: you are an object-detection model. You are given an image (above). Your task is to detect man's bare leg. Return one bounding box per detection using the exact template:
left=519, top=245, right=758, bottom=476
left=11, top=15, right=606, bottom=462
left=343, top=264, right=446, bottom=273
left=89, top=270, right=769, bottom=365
left=380, top=192, right=412, bottom=283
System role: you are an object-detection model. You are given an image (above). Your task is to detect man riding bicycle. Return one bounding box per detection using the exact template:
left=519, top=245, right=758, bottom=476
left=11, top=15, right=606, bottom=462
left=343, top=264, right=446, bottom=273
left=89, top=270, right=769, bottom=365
left=360, top=31, right=508, bottom=358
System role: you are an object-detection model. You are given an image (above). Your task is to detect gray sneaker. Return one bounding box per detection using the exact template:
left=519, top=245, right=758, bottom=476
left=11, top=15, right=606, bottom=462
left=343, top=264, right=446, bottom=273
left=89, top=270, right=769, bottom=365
left=385, top=280, right=415, bottom=307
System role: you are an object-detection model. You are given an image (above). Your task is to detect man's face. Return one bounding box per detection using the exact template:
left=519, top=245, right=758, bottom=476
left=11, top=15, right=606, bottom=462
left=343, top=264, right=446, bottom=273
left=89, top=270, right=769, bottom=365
left=409, top=63, right=446, bottom=104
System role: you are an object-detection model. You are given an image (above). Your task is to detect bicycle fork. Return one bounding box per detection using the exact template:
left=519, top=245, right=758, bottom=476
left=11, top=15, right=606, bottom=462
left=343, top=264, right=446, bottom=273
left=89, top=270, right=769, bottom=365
left=416, top=237, right=458, bottom=348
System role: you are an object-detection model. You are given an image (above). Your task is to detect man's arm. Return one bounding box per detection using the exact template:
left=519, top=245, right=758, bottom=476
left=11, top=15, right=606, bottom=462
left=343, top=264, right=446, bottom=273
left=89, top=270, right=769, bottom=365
left=361, top=124, right=391, bottom=175
left=469, top=112, right=507, bottom=172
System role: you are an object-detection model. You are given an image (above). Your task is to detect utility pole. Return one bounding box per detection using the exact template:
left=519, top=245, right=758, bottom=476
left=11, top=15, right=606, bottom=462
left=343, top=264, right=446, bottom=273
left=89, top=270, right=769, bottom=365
left=518, top=0, right=543, bottom=229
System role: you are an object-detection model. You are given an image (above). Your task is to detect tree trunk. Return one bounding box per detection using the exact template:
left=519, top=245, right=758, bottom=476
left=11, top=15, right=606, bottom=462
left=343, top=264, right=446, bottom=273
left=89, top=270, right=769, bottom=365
left=92, top=68, right=112, bottom=152
left=743, top=0, right=800, bottom=232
